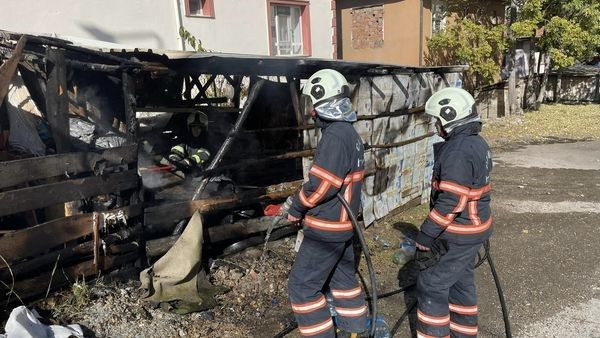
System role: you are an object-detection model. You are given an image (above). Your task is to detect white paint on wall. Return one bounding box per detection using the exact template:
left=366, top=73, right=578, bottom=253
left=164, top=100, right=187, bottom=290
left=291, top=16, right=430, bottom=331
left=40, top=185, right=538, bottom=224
left=0, top=0, right=333, bottom=57
left=0, top=0, right=180, bottom=50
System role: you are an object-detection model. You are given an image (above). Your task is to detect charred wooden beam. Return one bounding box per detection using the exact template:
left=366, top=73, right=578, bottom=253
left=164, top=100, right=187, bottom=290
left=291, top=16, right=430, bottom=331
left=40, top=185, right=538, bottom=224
left=366, top=132, right=435, bottom=150
left=0, top=170, right=139, bottom=217
left=1, top=251, right=138, bottom=302
left=45, top=48, right=71, bottom=152
left=145, top=180, right=301, bottom=230
left=239, top=106, right=426, bottom=135
left=0, top=205, right=142, bottom=267
left=136, top=106, right=240, bottom=114
left=5, top=32, right=140, bottom=67
left=66, top=60, right=128, bottom=73
left=191, top=78, right=266, bottom=200
left=0, top=37, right=26, bottom=104
left=0, top=145, right=138, bottom=190
left=199, top=149, right=314, bottom=177
left=146, top=217, right=292, bottom=258
left=0, top=225, right=141, bottom=281
left=122, top=71, right=138, bottom=143
left=287, top=77, right=306, bottom=126
left=357, top=106, right=425, bottom=120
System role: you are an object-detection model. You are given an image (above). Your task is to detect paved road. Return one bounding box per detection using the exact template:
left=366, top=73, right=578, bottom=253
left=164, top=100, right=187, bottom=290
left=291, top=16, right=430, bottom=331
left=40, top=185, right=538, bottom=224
left=477, top=141, right=600, bottom=337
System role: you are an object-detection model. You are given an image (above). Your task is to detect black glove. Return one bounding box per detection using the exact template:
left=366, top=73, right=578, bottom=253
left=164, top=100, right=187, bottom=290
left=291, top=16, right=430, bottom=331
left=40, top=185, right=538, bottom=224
left=415, top=238, right=449, bottom=271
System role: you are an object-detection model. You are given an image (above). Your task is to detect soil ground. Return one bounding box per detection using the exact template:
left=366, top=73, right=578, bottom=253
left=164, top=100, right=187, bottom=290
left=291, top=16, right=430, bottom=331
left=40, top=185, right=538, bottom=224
left=8, top=104, right=600, bottom=337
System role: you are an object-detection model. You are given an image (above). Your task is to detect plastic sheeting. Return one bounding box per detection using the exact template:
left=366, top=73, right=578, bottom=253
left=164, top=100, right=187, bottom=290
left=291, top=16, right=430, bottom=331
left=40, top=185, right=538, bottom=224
left=303, top=71, right=463, bottom=226
left=0, top=306, right=83, bottom=338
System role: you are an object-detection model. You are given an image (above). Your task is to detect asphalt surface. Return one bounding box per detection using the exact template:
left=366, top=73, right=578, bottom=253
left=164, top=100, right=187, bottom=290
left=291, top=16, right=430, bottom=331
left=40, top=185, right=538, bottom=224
left=478, top=141, right=600, bottom=337
left=376, top=141, right=600, bottom=338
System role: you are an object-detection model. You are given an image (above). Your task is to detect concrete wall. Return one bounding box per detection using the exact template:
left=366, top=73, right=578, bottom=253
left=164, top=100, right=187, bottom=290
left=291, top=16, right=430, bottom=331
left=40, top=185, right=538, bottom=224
left=0, top=0, right=180, bottom=49
left=337, top=0, right=432, bottom=66
left=0, top=0, right=334, bottom=57
left=182, top=0, right=333, bottom=58
left=545, top=75, right=600, bottom=103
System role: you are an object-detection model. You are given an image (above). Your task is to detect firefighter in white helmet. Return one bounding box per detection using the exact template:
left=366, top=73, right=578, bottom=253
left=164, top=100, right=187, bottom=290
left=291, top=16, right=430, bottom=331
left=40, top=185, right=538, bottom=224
left=415, top=87, right=493, bottom=338
left=286, top=69, right=367, bottom=337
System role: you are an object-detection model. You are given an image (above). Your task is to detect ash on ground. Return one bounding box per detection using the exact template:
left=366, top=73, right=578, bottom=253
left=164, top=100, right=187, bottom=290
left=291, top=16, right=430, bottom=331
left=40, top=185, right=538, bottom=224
left=36, top=237, right=299, bottom=338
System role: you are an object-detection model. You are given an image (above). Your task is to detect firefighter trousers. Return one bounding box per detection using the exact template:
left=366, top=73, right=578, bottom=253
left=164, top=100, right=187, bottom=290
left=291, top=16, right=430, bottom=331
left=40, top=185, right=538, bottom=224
left=416, top=242, right=482, bottom=338
left=288, top=236, right=367, bottom=337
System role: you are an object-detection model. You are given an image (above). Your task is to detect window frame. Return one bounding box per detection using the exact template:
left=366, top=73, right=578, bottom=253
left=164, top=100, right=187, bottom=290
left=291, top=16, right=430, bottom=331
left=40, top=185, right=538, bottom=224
left=184, top=0, right=215, bottom=18
left=267, top=0, right=311, bottom=57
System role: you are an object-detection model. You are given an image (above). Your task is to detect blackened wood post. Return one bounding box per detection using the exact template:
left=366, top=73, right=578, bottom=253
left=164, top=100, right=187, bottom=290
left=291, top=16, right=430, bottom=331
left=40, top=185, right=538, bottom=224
left=45, top=48, right=71, bottom=152
left=190, top=78, right=265, bottom=201
left=122, top=71, right=138, bottom=144
left=232, top=75, right=243, bottom=108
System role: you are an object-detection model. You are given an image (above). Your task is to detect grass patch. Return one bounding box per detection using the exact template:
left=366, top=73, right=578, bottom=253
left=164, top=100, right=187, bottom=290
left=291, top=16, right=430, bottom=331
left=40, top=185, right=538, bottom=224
left=482, top=104, right=600, bottom=148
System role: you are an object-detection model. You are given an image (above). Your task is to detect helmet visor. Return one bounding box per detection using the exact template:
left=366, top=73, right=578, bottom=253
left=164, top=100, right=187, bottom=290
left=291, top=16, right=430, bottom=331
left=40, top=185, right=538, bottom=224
left=314, top=97, right=356, bottom=122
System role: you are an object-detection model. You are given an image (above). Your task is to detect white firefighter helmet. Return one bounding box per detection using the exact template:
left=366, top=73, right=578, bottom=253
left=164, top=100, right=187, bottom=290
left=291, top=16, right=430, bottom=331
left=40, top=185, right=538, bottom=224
left=301, top=69, right=356, bottom=122
left=187, top=112, right=209, bottom=129
left=425, top=87, right=477, bottom=128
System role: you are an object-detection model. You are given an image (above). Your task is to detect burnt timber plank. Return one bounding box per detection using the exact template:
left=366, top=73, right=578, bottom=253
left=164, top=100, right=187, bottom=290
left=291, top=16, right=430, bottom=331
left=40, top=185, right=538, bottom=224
left=0, top=145, right=138, bottom=189
left=146, top=217, right=292, bottom=258
left=0, top=170, right=139, bottom=217
left=0, top=205, right=142, bottom=267
left=0, top=37, right=26, bottom=104
left=45, top=48, right=71, bottom=152
left=144, top=180, right=301, bottom=229
left=122, top=72, right=138, bottom=143
left=2, top=252, right=138, bottom=302
left=0, top=225, right=141, bottom=281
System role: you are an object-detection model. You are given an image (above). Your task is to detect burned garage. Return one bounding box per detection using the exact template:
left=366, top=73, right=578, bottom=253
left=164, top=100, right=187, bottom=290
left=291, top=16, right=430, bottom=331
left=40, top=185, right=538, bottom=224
left=0, top=29, right=465, bottom=335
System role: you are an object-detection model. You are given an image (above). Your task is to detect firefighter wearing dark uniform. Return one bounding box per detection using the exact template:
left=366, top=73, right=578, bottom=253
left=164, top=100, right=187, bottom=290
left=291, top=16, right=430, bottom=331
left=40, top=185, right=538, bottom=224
left=286, top=69, right=367, bottom=337
left=168, top=112, right=211, bottom=172
left=415, top=87, right=493, bottom=338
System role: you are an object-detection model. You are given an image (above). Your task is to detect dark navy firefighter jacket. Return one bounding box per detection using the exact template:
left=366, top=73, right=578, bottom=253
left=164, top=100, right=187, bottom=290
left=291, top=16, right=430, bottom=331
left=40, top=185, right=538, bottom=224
left=289, top=120, right=365, bottom=242
left=416, top=122, right=493, bottom=248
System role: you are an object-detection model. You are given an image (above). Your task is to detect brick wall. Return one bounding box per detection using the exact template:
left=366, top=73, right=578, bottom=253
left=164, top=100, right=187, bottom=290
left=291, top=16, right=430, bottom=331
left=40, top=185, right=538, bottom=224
left=350, top=5, right=384, bottom=50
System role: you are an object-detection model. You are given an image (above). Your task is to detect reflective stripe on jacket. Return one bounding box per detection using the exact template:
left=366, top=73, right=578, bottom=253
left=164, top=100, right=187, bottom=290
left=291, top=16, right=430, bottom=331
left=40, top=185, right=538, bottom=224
left=289, top=121, right=365, bottom=242
left=417, top=122, right=493, bottom=247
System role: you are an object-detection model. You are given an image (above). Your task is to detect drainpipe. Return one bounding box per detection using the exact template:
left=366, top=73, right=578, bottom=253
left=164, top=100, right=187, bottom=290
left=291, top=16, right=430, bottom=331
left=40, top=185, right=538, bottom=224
left=173, top=0, right=186, bottom=51
left=419, top=0, right=424, bottom=66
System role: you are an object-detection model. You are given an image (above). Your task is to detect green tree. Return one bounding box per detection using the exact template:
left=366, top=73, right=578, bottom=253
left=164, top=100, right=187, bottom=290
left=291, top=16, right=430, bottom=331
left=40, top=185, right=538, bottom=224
left=512, top=0, right=600, bottom=105
left=427, top=18, right=507, bottom=89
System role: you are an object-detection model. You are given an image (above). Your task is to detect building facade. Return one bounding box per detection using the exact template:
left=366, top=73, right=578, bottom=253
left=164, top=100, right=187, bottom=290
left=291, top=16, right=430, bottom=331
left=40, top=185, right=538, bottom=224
left=0, top=0, right=335, bottom=58
left=335, top=0, right=506, bottom=66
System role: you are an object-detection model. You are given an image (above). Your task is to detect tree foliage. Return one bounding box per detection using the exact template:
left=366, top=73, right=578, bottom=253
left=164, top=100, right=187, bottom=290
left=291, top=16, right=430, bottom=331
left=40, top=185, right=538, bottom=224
left=427, top=18, right=507, bottom=88
left=512, top=0, right=600, bottom=69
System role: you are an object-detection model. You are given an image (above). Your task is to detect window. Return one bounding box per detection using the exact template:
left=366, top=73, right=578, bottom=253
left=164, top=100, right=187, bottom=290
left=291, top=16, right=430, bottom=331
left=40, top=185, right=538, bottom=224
left=185, top=0, right=215, bottom=18
left=432, top=0, right=447, bottom=34
left=271, top=5, right=302, bottom=55
left=267, top=1, right=311, bottom=56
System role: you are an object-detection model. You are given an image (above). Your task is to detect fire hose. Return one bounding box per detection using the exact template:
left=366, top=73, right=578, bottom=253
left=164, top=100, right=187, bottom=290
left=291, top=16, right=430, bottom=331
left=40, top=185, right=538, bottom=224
left=275, top=197, right=512, bottom=338
left=274, top=193, right=378, bottom=337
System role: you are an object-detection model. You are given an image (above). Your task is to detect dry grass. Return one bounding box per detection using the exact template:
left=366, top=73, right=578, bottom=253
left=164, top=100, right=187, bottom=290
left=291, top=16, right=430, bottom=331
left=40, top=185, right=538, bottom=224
left=481, top=104, right=600, bottom=149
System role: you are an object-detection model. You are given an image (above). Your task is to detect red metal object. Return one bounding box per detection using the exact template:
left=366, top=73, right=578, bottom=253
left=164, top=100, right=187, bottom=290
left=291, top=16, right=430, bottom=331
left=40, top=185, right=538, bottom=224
left=264, top=204, right=282, bottom=217
left=140, top=164, right=175, bottom=173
